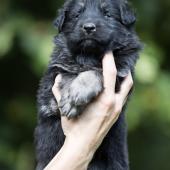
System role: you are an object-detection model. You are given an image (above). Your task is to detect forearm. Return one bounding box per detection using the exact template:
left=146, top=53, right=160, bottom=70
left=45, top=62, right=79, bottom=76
left=44, top=137, right=95, bottom=170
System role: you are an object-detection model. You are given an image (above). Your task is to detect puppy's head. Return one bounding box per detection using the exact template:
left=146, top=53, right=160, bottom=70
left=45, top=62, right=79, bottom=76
left=54, top=0, right=137, bottom=55
left=54, top=0, right=141, bottom=77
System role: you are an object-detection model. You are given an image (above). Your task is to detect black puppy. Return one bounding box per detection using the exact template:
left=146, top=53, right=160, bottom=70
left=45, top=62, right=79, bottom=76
left=35, top=0, right=141, bottom=169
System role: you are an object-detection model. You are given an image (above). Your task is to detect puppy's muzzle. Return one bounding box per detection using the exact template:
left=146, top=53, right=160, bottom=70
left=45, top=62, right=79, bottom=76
left=83, top=23, right=96, bottom=34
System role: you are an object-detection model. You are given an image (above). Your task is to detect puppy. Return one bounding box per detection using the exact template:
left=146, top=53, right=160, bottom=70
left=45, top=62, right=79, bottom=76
left=35, top=0, right=141, bottom=169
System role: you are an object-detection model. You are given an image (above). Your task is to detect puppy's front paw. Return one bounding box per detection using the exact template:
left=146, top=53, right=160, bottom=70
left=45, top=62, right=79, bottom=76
left=59, top=71, right=103, bottom=119
left=59, top=91, right=81, bottom=118
left=69, top=71, right=103, bottom=105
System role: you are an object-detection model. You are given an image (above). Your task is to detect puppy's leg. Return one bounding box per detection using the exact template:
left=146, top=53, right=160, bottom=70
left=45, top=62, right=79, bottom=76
left=59, top=70, right=103, bottom=118
left=36, top=68, right=65, bottom=170
left=37, top=68, right=59, bottom=118
left=35, top=117, right=65, bottom=170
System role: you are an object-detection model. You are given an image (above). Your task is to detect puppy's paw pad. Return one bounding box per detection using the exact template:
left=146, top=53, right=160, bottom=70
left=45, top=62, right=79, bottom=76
left=59, top=96, right=80, bottom=118
left=59, top=102, right=72, bottom=116
left=67, top=107, right=78, bottom=119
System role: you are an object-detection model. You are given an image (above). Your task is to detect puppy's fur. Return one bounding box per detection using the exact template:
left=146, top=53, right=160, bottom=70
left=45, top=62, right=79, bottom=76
left=35, top=0, right=141, bottom=169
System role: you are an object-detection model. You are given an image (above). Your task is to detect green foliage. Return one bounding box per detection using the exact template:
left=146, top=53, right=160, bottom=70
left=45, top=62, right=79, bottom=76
left=0, top=0, right=170, bottom=170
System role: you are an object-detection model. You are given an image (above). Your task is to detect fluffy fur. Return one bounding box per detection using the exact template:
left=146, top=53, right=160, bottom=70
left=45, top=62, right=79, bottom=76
left=35, top=0, right=141, bottom=169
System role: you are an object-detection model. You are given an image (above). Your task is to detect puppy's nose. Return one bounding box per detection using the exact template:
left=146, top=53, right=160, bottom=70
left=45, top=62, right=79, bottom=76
left=83, top=23, right=96, bottom=34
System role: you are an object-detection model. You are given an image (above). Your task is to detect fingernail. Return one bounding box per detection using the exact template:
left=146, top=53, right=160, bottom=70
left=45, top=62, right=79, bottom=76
left=105, top=51, right=113, bottom=57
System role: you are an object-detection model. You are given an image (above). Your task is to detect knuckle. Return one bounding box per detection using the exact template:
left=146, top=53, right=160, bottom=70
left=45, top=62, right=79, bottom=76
left=128, top=77, right=133, bottom=88
left=106, top=67, right=117, bottom=77
left=102, top=95, right=115, bottom=107
left=110, top=68, right=117, bottom=76
left=114, top=98, right=123, bottom=113
left=115, top=105, right=122, bottom=114
left=130, top=80, right=134, bottom=88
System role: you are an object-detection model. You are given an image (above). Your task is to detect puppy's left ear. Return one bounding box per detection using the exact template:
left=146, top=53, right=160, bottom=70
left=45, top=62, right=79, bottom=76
left=54, top=8, right=67, bottom=32
left=120, top=1, right=136, bottom=26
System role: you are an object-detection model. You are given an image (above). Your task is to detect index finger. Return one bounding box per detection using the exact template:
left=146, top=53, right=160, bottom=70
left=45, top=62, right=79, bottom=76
left=102, top=51, right=117, bottom=94
left=118, top=72, right=133, bottom=103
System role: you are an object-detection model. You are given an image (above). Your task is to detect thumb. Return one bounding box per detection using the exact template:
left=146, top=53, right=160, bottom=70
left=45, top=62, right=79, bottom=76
left=52, top=74, right=62, bottom=102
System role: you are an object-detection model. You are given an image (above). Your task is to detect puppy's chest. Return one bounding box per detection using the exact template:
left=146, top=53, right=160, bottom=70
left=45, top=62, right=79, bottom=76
left=75, top=54, right=122, bottom=92
left=76, top=54, right=102, bottom=68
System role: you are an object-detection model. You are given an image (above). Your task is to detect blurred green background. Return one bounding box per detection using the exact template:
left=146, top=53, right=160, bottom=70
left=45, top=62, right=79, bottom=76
left=0, top=0, right=170, bottom=170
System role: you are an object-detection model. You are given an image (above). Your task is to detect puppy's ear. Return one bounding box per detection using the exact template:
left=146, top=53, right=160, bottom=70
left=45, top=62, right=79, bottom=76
left=54, top=8, right=67, bottom=32
left=120, top=1, right=136, bottom=26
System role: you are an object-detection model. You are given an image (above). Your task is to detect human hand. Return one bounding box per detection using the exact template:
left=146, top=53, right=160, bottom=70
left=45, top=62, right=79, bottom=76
left=52, top=51, right=133, bottom=153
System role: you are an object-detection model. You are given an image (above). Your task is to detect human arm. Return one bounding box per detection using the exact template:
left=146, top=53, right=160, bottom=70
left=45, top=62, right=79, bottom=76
left=44, top=51, right=133, bottom=170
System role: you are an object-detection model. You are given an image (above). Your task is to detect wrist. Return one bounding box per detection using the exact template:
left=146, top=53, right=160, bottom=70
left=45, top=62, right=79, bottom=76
left=64, top=136, right=96, bottom=164
left=45, top=136, right=94, bottom=170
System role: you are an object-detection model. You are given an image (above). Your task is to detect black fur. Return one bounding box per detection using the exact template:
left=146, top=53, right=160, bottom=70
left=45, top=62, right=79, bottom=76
left=35, top=0, right=141, bottom=169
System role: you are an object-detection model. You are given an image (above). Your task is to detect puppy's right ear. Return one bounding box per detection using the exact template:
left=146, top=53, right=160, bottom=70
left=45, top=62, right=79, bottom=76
left=54, top=8, right=67, bottom=32
left=119, top=0, right=136, bottom=26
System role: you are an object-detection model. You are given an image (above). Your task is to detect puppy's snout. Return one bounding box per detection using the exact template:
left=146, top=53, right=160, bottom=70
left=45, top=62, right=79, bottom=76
left=83, top=23, right=96, bottom=34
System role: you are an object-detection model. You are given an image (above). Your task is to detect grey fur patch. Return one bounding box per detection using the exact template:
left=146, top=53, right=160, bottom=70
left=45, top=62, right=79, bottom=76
left=50, top=98, right=57, bottom=113
left=40, top=99, right=57, bottom=116
left=59, top=70, right=103, bottom=118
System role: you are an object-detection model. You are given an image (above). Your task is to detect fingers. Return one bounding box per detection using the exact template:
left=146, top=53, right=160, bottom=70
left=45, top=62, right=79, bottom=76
left=102, top=51, right=117, bottom=94
left=117, top=72, right=133, bottom=104
left=52, top=74, right=62, bottom=102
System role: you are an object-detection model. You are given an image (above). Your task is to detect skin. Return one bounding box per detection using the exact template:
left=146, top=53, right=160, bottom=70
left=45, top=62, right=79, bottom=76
left=45, top=51, right=133, bottom=170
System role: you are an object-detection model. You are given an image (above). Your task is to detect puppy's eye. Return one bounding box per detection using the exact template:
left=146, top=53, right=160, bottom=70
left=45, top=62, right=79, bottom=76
left=72, top=4, right=84, bottom=19
left=71, top=12, right=80, bottom=20
left=103, top=10, right=111, bottom=18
